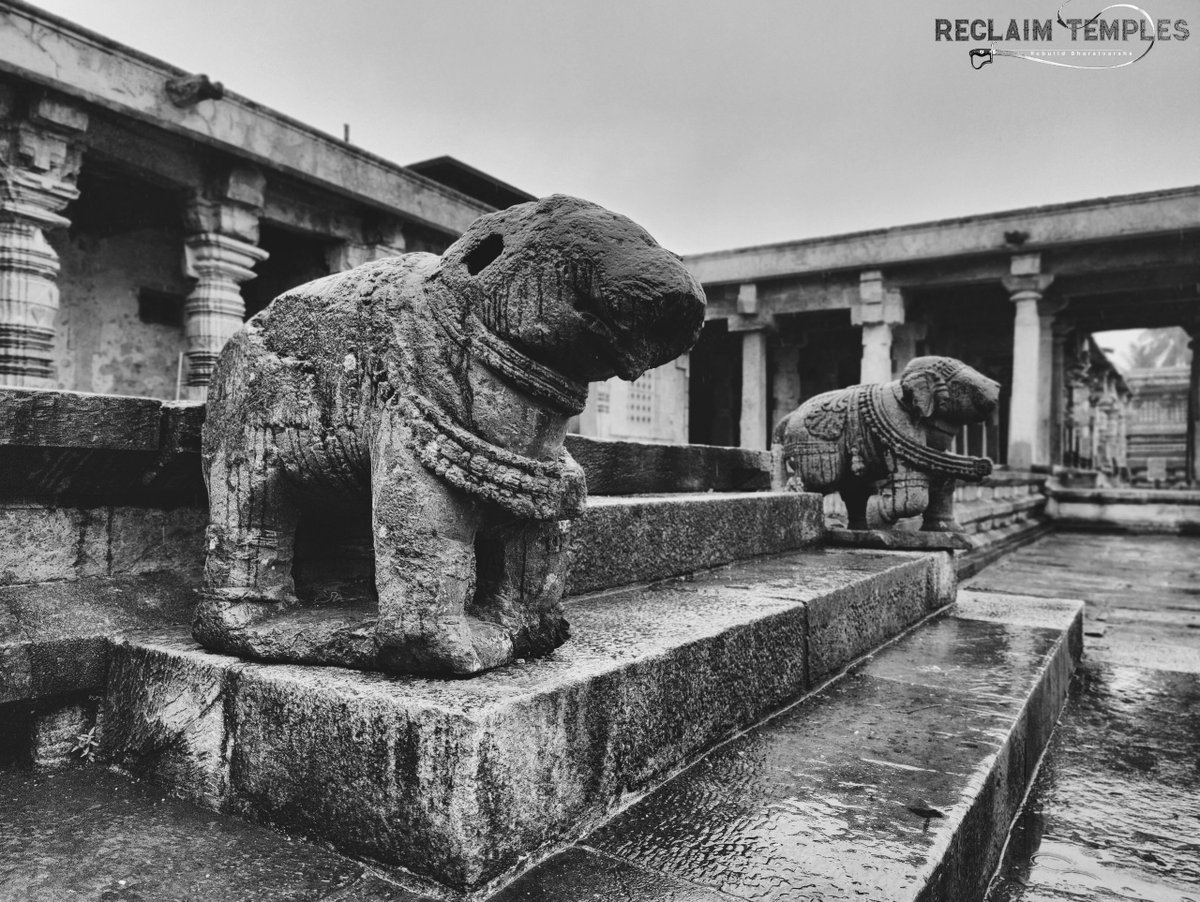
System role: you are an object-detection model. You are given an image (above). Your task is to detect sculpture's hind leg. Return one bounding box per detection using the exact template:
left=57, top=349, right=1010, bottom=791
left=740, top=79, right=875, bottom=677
left=840, top=485, right=872, bottom=531
left=473, top=518, right=571, bottom=659
left=195, top=422, right=300, bottom=651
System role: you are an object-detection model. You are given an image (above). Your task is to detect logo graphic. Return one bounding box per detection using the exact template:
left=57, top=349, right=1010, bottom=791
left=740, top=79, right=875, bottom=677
left=936, top=1, right=1190, bottom=71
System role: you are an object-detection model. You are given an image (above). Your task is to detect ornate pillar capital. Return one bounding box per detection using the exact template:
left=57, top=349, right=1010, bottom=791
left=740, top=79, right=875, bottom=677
left=1002, top=274, right=1056, bottom=301
left=0, top=87, right=88, bottom=387
left=181, top=168, right=269, bottom=395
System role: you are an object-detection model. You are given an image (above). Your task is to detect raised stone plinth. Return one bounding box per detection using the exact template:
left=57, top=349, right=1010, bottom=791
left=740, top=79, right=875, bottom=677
left=1048, top=486, right=1200, bottom=534
left=99, top=548, right=953, bottom=894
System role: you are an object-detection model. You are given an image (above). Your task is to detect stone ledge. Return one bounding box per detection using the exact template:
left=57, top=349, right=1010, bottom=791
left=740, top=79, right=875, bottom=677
left=564, top=435, right=771, bottom=494
left=99, top=547, right=952, bottom=895
left=0, top=389, right=776, bottom=501
left=0, top=493, right=825, bottom=705
left=0, top=573, right=197, bottom=705
left=1048, top=487, right=1200, bottom=534
left=568, top=491, right=824, bottom=594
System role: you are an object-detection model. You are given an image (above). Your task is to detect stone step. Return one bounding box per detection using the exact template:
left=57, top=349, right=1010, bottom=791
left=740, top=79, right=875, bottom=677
left=98, top=547, right=955, bottom=896
left=0, top=491, right=822, bottom=711
left=496, top=589, right=1083, bottom=902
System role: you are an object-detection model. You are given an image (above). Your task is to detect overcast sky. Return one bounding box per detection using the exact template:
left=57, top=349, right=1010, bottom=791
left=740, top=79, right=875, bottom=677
left=26, top=0, right=1200, bottom=256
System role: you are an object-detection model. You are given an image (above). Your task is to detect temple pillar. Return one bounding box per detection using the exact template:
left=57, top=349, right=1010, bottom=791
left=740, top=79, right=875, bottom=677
left=731, top=283, right=770, bottom=449
left=891, top=322, right=927, bottom=377
left=772, top=340, right=802, bottom=430
left=740, top=328, right=769, bottom=449
left=853, top=271, right=904, bottom=383
left=1004, top=254, right=1056, bottom=470
left=182, top=168, right=269, bottom=397
left=0, top=89, right=88, bottom=387
left=1050, top=323, right=1072, bottom=465
left=1187, top=325, right=1200, bottom=485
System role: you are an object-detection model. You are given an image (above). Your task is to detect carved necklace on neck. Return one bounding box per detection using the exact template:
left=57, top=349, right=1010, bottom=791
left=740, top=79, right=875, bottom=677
left=429, top=303, right=589, bottom=415
left=859, top=385, right=993, bottom=481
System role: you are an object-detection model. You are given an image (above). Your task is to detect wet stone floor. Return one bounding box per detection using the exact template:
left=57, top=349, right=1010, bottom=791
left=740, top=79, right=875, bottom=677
left=971, top=533, right=1200, bottom=902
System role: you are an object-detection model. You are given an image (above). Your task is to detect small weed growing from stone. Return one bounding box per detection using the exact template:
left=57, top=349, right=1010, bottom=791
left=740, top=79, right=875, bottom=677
left=72, top=726, right=100, bottom=763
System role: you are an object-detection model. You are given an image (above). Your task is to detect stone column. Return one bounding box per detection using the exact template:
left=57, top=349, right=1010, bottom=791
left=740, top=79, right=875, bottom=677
left=740, top=328, right=769, bottom=450
left=891, top=322, right=927, bottom=377
left=1003, top=254, right=1056, bottom=470
left=853, top=272, right=904, bottom=383
left=0, top=90, right=88, bottom=388
left=1050, top=323, right=1073, bottom=466
left=182, top=169, right=269, bottom=397
left=772, top=341, right=802, bottom=429
left=1187, top=326, right=1200, bottom=485
left=731, top=283, right=771, bottom=450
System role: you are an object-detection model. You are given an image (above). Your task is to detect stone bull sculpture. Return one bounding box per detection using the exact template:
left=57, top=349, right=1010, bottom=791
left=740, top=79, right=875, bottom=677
left=774, top=356, right=999, bottom=532
left=196, top=195, right=706, bottom=676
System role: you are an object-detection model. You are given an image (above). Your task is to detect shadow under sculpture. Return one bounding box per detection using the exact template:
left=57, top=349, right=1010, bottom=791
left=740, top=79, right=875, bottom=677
left=196, top=195, right=706, bottom=676
left=774, top=356, right=999, bottom=532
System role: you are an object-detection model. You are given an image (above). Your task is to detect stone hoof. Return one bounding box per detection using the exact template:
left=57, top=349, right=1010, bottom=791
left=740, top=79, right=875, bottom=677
left=507, top=612, right=570, bottom=659
left=192, top=591, right=293, bottom=651
left=375, top=616, right=515, bottom=677
left=921, top=518, right=967, bottom=533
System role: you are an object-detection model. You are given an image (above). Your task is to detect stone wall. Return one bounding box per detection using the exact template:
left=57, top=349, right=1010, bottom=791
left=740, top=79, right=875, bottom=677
left=51, top=228, right=191, bottom=399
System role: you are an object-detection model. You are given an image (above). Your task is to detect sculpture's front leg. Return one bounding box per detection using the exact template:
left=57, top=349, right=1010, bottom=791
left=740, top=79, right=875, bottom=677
left=921, top=473, right=963, bottom=532
left=474, top=519, right=572, bottom=659
left=868, top=465, right=930, bottom=526
left=369, top=422, right=512, bottom=676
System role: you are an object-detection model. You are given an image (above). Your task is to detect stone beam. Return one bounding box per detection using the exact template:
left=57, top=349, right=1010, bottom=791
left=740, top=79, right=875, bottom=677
left=686, top=188, right=1200, bottom=285
left=1054, top=265, right=1200, bottom=299
left=0, top=4, right=492, bottom=235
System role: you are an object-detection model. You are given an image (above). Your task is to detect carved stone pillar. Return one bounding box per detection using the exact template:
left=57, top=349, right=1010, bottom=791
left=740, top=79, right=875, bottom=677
left=0, top=90, right=87, bottom=387
left=853, top=271, right=904, bottom=383
left=1187, top=325, right=1200, bottom=485
left=182, top=169, right=268, bottom=396
left=1004, top=254, right=1056, bottom=470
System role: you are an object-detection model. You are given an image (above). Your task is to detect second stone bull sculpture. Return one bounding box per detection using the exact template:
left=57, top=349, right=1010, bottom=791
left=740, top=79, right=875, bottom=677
left=774, top=356, right=999, bottom=532
left=196, top=195, right=706, bottom=676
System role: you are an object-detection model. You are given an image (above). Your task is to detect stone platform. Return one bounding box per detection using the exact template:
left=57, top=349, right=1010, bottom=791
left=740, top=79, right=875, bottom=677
left=98, top=548, right=954, bottom=895
left=1, top=574, right=1081, bottom=902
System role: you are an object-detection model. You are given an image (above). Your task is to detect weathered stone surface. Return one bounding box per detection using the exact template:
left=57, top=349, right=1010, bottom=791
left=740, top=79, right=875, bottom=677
left=28, top=701, right=95, bottom=768
left=102, top=633, right=235, bottom=809
left=564, top=433, right=772, bottom=494
left=0, top=573, right=195, bottom=704
left=775, top=356, right=998, bottom=531
left=567, top=491, right=824, bottom=595
left=798, top=548, right=955, bottom=682
left=100, top=548, right=947, bottom=893
left=0, top=767, right=430, bottom=902
left=0, top=390, right=207, bottom=504
left=0, top=504, right=205, bottom=585
left=197, top=195, right=706, bottom=677
left=0, top=389, right=161, bottom=449
left=582, top=595, right=1082, bottom=902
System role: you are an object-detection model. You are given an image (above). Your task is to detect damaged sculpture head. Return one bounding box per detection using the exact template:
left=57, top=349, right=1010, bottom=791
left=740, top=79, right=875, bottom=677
left=196, top=195, right=706, bottom=676
left=774, top=356, right=999, bottom=534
